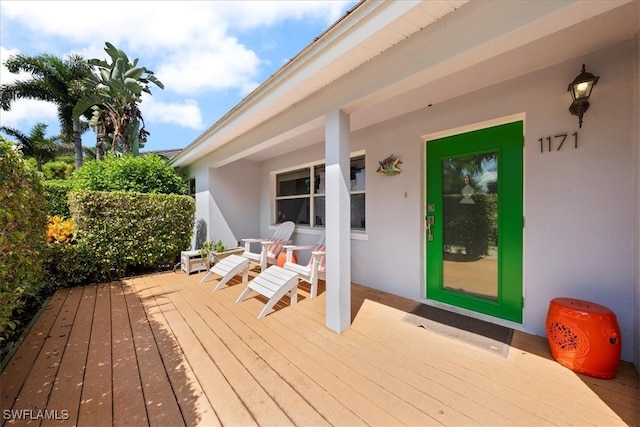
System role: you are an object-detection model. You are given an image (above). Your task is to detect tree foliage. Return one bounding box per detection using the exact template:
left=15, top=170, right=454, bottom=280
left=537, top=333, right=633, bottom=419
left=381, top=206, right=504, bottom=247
left=74, top=42, right=164, bottom=157
left=0, top=54, right=93, bottom=168
left=0, top=123, right=62, bottom=171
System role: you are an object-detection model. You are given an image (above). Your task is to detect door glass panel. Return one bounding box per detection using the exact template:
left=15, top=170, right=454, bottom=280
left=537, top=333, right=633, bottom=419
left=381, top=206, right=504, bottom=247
left=442, top=152, right=498, bottom=300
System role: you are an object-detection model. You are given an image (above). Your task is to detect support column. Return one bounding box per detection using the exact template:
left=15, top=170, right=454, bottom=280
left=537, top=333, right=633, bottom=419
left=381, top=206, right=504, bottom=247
left=324, top=109, right=351, bottom=333
left=192, top=167, right=212, bottom=250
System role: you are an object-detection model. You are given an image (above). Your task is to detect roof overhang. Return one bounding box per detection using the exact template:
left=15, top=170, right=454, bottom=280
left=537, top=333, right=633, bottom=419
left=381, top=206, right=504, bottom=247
left=171, top=0, right=639, bottom=168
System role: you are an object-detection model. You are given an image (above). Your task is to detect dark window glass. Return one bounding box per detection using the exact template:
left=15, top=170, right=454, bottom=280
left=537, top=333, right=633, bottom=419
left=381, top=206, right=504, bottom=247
left=314, top=165, right=325, bottom=194
left=276, top=198, right=310, bottom=225
left=351, top=193, right=365, bottom=229
left=277, top=168, right=310, bottom=197
left=188, top=178, right=196, bottom=197
left=313, top=196, right=325, bottom=227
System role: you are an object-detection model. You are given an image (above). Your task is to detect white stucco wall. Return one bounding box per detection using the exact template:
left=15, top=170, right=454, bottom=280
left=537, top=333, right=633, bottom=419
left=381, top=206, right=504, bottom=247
left=187, top=158, right=261, bottom=250
left=246, top=39, right=637, bottom=362
left=207, top=160, right=262, bottom=249
left=520, top=43, right=636, bottom=363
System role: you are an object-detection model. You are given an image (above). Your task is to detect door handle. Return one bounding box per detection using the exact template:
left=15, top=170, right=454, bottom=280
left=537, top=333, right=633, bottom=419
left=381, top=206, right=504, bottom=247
left=426, top=216, right=435, bottom=241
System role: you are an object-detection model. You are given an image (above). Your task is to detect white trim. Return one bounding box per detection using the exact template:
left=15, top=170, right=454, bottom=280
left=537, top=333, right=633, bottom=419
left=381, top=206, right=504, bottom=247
left=270, top=149, right=366, bottom=176
left=350, top=231, right=369, bottom=241
left=421, top=113, right=527, bottom=142
left=268, top=225, right=369, bottom=241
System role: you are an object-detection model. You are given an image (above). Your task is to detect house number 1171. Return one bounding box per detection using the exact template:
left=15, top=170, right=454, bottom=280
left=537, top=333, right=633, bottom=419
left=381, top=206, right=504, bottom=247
left=538, top=132, right=578, bottom=153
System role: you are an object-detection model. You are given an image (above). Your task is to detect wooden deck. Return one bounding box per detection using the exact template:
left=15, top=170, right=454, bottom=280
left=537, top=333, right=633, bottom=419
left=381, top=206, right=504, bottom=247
left=1, top=269, right=638, bottom=426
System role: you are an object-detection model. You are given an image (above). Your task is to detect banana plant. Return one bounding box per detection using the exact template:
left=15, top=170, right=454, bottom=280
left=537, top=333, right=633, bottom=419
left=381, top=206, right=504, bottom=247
left=73, top=42, right=163, bottom=157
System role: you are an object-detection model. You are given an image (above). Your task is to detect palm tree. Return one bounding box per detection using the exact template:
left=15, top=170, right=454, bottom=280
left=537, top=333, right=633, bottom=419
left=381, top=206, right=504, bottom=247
left=74, top=42, right=163, bottom=157
left=0, top=123, right=61, bottom=171
left=0, top=53, right=93, bottom=169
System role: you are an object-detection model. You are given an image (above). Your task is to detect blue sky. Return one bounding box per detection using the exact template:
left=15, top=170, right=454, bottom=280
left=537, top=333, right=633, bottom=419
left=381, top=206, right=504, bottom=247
left=0, top=1, right=357, bottom=153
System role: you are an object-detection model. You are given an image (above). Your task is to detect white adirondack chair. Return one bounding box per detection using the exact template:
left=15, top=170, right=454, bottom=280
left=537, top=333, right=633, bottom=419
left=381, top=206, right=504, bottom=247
left=242, top=221, right=295, bottom=270
left=235, top=266, right=300, bottom=319
left=282, top=232, right=326, bottom=299
left=199, top=254, right=250, bottom=291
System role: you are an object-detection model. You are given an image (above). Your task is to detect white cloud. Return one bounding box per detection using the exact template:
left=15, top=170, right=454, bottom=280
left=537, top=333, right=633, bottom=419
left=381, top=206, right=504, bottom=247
left=0, top=99, right=58, bottom=130
left=0, top=1, right=354, bottom=96
left=215, top=1, right=353, bottom=30
left=1, top=46, right=27, bottom=84
left=155, top=36, right=260, bottom=96
left=142, top=97, right=204, bottom=130
left=0, top=0, right=355, bottom=142
left=0, top=46, right=59, bottom=129
left=1, top=1, right=351, bottom=40
left=0, top=46, right=20, bottom=84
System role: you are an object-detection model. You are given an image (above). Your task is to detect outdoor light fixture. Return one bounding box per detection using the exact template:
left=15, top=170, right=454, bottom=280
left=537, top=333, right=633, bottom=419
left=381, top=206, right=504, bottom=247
left=568, top=64, right=599, bottom=128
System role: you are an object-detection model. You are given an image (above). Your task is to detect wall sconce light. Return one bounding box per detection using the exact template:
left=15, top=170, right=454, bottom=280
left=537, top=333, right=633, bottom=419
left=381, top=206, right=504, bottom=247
left=568, top=64, right=599, bottom=128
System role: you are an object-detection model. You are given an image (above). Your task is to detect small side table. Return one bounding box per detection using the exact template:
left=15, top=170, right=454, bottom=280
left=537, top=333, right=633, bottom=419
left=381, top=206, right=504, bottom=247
left=181, top=250, right=207, bottom=275
left=546, top=297, right=621, bottom=378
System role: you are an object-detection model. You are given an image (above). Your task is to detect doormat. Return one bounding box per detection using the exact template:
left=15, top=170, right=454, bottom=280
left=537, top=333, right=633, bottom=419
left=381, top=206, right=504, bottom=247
left=403, top=304, right=513, bottom=357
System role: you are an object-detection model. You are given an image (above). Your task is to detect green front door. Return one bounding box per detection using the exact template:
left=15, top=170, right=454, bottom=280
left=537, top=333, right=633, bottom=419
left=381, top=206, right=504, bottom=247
left=426, top=121, right=523, bottom=323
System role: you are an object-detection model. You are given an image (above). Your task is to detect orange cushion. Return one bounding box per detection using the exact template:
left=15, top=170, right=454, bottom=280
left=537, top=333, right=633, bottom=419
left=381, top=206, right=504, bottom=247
left=277, top=252, right=297, bottom=267
left=265, top=238, right=283, bottom=259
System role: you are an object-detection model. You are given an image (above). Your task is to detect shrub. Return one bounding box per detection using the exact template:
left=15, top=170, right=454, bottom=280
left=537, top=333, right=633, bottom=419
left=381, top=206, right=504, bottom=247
left=68, top=190, right=195, bottom=277
left=42, top=242, right=99, bottom=292
left=42, top=160, right=74, bottom=180
left=47, top=216, right=75, bottom=244
left=71, top=154, right=188, bottom=194
left=44, top=180, right=73, bottom=218
left=0, top=138, right=47, bottom=338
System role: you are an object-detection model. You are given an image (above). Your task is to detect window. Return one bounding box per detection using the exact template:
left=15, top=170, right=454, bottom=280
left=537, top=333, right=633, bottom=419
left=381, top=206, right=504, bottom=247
left=274, top=154, right=365, bottom=230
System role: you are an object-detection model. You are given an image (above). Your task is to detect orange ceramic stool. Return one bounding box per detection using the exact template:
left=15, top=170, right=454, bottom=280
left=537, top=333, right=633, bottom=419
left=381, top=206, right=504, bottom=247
left=276, top=252, right=297, bottom=267
left=546, top=297, right=621, bottom=378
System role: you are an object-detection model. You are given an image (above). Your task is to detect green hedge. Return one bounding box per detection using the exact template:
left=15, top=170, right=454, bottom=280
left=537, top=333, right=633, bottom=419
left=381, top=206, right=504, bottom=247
left=0, top=139, right=47, bottom=338
left=42, top=242, right=98, bottom=293
left=42, top=160, right=74, bottom=180
left=44, top=180, right=73, bottom=218
left=68, top=190, right=195, bottom=277
left=71, top=154, right=188, bottom=194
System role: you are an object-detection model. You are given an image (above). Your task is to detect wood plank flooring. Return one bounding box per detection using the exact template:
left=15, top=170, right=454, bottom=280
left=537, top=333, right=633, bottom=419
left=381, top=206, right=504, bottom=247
left=1, top=270, right=638, bottom=426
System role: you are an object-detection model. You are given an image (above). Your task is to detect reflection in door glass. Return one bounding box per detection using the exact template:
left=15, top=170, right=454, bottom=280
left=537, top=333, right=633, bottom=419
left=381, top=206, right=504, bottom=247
left=442, top=152, right=498, bottom=300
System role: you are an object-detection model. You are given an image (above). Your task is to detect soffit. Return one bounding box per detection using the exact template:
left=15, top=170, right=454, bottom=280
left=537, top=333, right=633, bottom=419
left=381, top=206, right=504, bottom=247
left=174, top=0, right=639, bottom=168
left=237, top=0, right=639, bottom=164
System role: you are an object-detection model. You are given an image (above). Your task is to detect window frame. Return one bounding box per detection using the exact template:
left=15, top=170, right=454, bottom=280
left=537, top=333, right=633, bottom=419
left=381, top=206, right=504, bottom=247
left=271, top=150, right=366, bottom=231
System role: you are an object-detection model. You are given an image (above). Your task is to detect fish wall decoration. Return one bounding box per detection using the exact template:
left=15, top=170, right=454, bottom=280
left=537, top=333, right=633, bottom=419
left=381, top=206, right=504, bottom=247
left=376, top=154, right=402, bottom=176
